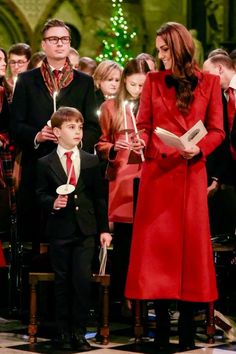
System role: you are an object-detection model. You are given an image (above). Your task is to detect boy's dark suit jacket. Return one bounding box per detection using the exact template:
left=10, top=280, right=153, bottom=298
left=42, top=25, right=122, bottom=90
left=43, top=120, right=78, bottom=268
left=36, top=149, right=109, bottom=241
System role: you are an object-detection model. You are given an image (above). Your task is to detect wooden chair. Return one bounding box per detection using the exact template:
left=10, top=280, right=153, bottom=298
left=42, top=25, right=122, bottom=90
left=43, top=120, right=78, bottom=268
left=28, top=245, right=111, bottom=345
left=133, top=300, right=215, bottom=343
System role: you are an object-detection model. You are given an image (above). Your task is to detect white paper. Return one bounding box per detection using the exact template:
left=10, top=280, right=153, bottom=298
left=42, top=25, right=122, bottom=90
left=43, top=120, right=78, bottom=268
left=154, top=120, right=207, bottom=150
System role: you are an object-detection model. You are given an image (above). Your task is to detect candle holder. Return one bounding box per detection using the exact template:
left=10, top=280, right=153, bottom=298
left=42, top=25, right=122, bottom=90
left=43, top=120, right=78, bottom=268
left=56, top=184, right=75, bottom=195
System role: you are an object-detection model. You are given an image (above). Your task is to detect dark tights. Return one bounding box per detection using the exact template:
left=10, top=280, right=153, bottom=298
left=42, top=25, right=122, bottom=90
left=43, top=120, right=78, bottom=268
left=154, top=300, right=195, bottom=348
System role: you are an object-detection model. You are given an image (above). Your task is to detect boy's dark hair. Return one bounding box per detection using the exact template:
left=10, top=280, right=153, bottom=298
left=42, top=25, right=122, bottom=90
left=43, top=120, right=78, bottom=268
left=8, top=43, right=32, bottom=60
left=51, top=107, right=84, bottom=128
left=41, top=18, right=71, bottom=37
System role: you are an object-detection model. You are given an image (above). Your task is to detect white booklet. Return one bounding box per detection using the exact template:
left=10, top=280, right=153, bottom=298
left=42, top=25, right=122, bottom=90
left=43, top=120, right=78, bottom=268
left=154, top=120, right=208, bottom=150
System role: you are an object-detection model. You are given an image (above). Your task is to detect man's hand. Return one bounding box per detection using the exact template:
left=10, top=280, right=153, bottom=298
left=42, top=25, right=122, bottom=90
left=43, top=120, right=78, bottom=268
left=36, top=125, right=58, bottom=143
left=207, top=180, right=219, bottom=197
left=100, top=232, right=112, bottom=247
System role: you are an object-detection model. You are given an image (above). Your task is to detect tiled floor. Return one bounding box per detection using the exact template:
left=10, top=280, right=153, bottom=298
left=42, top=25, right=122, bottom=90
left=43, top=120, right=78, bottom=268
left=0, top=322, right=236, bottom=354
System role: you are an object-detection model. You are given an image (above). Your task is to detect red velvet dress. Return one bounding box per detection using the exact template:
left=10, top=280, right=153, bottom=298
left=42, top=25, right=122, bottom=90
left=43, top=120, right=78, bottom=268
left=125, top=70, right=225, bottom=302
left=96, top=99, right=142, bottom=223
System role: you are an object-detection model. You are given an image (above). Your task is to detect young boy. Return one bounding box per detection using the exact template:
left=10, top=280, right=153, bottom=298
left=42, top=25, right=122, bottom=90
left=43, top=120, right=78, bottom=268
left=36, top=106, right=112, bottom=351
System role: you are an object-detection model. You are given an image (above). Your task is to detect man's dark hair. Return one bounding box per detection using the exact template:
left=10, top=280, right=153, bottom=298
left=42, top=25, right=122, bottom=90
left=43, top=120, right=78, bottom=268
left=41, top=19, right=71, bottom=37
left=8, top=43, right=31, bottom=61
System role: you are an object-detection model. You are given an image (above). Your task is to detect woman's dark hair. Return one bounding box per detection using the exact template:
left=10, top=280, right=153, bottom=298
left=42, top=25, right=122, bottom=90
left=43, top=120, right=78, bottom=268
left=156, top=22, right=199, bottom=114
left=27, top=51, right=46, bottom=70
left=0, top=48, right=12, bottom=100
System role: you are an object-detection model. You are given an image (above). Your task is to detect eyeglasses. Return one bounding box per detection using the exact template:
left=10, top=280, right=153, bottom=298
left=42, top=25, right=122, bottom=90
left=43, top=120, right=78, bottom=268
left=43, top=36, right=71, bottom=45
left=9, top=60, right=28, bottom=66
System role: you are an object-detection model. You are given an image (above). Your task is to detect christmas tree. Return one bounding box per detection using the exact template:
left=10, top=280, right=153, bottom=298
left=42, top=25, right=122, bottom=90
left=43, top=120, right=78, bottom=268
left=96, top=0, right=137, bottom=65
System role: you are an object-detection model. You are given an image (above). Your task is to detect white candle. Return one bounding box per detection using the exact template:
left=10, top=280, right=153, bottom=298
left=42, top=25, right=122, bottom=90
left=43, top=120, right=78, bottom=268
left=129, top=103, right=145, bottom=162
left=53, top=91, right=58, bottom=112
left=122, top=101, right=129, bottom=142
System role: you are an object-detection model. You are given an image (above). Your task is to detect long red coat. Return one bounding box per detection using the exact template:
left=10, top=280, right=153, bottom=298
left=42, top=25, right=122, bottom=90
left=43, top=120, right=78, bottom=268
left=125, top=70, right=225, bottom=302
left=96, top=99, right=142, bottom=223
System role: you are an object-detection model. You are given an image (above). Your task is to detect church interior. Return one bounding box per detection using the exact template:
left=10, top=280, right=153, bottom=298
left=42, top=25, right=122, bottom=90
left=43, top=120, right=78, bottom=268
left=0, top=0, right=236, bottom=353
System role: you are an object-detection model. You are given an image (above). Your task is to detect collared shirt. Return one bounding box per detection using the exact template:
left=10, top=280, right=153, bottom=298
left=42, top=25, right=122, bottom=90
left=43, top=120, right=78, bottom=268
left=49, top=65, right=64, bottom=73
left=57, top=145, right=81, bottom=182
left=224, top=74, right=236, bottom=103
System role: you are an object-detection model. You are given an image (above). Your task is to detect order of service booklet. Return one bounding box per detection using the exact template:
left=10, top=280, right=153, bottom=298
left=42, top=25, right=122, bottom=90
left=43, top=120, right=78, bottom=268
left=154, top=120, right=208, bottom=150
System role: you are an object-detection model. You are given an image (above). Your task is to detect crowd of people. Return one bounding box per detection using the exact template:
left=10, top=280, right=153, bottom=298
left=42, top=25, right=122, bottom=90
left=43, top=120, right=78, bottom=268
left=0, top=18, right=236, bottom=352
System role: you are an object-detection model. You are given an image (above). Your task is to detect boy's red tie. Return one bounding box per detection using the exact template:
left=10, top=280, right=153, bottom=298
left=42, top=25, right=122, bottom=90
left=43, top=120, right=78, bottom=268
left=64, top=151, right=76, bottom=186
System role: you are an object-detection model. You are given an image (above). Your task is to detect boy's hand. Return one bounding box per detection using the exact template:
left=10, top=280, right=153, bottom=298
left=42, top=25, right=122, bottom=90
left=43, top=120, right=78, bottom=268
left=53, top=194, right=68, bottom=209
left=100, top=232, right=112, bottom=247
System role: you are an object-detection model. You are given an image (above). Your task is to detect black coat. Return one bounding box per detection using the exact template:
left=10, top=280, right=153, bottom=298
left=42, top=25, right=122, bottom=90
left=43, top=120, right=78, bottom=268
left=206, top=92, right=236, bottom=186
left=10, top=67, right=100, bottom=156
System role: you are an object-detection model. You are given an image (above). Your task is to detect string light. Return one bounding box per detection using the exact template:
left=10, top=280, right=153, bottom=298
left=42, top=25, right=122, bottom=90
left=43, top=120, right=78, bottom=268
left=96, top=0, right=136, bottom=65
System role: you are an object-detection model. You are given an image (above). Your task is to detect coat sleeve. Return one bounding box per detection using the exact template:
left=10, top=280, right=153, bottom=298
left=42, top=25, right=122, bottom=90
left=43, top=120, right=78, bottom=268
left=36, top=159, right=56, bottom=212
left=136, top=73, right=154, bottom=146
left=198, top=75, right=225, bottom=157
left=90, top=155, right=110, bottom=233
left=80, top=74, right=101, bottom=153
left=10, top=73, right=39, bottom=148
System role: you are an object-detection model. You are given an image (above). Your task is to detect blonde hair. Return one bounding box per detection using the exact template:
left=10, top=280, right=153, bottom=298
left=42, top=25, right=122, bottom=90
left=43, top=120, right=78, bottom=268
left=93, top=60, right=122, bottom=89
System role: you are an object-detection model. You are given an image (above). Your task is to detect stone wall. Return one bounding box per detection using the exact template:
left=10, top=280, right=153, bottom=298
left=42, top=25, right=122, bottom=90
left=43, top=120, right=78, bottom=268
left=0, top=0, right=228, bottom=60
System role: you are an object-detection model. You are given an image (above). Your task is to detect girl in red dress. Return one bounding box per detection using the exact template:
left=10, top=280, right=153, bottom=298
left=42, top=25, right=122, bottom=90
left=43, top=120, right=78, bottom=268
left=96, top=59, right=150, bottom=306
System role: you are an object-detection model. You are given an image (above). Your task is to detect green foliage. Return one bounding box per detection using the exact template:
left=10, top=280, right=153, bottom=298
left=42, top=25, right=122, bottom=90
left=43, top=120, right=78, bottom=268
left=96, top=0, right=136, bottom=65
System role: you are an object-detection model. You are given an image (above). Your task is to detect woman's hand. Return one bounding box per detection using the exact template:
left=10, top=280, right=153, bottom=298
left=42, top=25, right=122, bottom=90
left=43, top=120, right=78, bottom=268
left=131, top=138, right=145, bottom=155
left=179, top=145, right=200, bottom=159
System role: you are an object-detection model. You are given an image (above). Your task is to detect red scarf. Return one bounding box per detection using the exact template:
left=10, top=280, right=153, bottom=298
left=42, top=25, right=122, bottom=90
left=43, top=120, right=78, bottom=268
left=40, top=57, right=74, bottom=96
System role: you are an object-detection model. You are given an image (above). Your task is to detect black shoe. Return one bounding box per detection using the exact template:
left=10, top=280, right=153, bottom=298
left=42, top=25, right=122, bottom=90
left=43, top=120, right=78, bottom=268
left=178, top=344, right=196, bottom=352
left=53, top=331, right=73, bottom=350
left=72, top=332, right=92, bottom=352
left=154, top=337, right=170, bottom=351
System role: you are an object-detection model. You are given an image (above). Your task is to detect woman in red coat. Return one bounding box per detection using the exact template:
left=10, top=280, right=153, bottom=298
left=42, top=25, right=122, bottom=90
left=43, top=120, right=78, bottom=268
left=125, top=22, right=225, bottom=350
